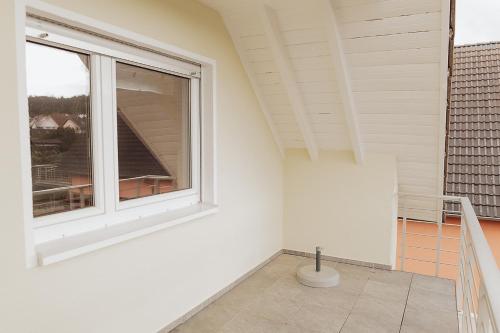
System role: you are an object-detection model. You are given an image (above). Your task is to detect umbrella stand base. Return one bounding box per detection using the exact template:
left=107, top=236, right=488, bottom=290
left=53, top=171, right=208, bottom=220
left=297, top=264, right=340, bottom=288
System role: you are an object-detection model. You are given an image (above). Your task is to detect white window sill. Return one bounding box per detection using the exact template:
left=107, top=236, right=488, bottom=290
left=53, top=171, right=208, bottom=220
left=35, top=203, right=218, bottom=266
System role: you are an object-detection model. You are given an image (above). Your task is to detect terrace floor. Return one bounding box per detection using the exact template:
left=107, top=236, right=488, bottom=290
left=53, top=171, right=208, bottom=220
left=170, top=254, right=458, bottom=333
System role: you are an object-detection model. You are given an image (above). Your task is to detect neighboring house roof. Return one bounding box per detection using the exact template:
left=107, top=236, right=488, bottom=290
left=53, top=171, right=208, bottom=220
left=62, top=119, right=82, bottom=133
left=115, top=111, right=170, bottom=179
left=56, top=112, right=170, bottom=179
left=30, top=113, right=84, bottom=132
left=30, top=114, right=59, bottom=129
left=446, top=42, right=500, bottom=219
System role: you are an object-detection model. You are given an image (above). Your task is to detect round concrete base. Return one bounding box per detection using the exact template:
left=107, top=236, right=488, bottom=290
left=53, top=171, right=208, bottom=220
left=297, top=264, right=340, bottom=288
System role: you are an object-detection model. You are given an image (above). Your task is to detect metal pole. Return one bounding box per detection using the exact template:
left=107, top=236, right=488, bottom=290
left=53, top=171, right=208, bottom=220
left=316, top=246, right=322, bottom=272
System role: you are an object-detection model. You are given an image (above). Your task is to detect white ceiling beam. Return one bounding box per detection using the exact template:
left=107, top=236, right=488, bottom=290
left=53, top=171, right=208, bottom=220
left=260, top=5, right=319, bottom=161
left=320, top=0, right=364, bottom=164
left=221, top=14, right=285, bottom=158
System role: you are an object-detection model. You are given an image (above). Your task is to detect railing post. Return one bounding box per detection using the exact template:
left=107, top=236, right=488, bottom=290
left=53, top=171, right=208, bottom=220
left=79, top=187, right=85, bottom=208
left=69, top=189, right=74, bottom=210
left=476, top=284, right=488, bottom=333
left=136, top=178, right=142, bottom=198
left=401, top=203, right=407, bottom=271
left=457, top=206, right=465, bottom=331
left=154, top=178, right=160, bottom=195
left=435, top=202, right=443, bottom=277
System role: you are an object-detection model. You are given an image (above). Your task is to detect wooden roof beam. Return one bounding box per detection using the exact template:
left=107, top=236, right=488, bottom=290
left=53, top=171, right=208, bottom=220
left=221, top=14, right=285, bottom=158
left=320, top=0, right=364, bottom=164
left=261, top=4, right=319, bottom=161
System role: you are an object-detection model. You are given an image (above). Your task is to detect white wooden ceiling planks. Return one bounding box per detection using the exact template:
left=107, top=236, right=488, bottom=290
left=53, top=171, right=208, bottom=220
left=200, top=0, right=450, bottom=198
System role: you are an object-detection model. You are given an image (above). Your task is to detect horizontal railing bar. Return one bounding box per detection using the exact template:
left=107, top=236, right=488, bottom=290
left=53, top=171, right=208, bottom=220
left=398, top=192, right=462, bottom=202
left=33, top=184, right=92, bottom=195
left=119, top=175, right=175, bottom=182
left=400, top=256, right=458, bottom=266
left=398, top=205, right=461, bottom=216
left=398, top=219, right=461, bottom=227
left=402, top=207, right=459, bottom=213
left=406, top=245, right=459, bottom=254
left=404, top=232, right=460, bottom=240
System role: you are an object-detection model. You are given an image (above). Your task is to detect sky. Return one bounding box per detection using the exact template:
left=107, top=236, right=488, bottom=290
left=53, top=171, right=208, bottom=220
left=455, top=0, right=500, bottom=45
left=26, top=42, right=90, bottom=98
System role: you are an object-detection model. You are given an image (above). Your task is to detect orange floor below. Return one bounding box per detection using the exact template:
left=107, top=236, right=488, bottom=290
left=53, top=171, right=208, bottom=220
left=396, top=217, right=500, bottom=280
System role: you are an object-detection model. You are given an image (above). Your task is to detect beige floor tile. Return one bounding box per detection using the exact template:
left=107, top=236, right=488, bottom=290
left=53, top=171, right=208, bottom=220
left=370, top=268, right=412, bottom=287
left=407, top=286, right=457, bottom=313
left=220, top=312, right=303, bottom=333
left=293, top=301, right=350, bottom=333
left=411, top=274, right=455, bottom=296
left=341, top=293, right=406, bottom=333
left=294, top=282, right=360, bottom=311
left=172, top=302, right=238, bottom=333
left=400, top=303, right=458, bottom=333
left=362, top=279, right=409, bottom=304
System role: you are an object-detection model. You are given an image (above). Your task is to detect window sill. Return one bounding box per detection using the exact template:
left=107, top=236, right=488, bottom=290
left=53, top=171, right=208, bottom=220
left=35, top=203, right=218, bottom=266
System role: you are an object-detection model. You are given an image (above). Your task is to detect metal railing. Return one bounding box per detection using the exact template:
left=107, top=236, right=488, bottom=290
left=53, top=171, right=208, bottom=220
left=32, top=183, right=92, bottom=216
left=458, top=198, right=500, bottom=333
left=399, top=193, right=500, bottom=333
left=32, top=164, right=71, bottom=184
left=119, top=175, right=175, bottom=199
left=31, top=175, right=174, bottom=216
left=399, top=193, right=462, bottom=276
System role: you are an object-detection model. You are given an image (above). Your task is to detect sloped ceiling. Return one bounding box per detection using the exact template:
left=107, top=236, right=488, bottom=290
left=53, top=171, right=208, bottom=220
left=200, top=0, right=450, bottom=196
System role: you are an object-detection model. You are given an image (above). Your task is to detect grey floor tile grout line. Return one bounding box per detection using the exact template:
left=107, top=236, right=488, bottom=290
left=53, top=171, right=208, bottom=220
left=398, top=273, right=414, bottom=333
left=453, top=279, right=460, bottom=332
left=217, top=255, right=308, bottom=333
left=338, top=265, right=372, bottom=333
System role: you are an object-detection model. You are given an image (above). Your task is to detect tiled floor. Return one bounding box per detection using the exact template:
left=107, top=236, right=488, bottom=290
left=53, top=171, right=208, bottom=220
left=170, top=254, right=458, bottom=333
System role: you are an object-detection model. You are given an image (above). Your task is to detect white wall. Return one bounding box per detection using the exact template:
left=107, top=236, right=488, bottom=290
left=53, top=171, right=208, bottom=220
left=0, top=1, right=283, bottom=332
left=284, top=150, right=398, bottom=267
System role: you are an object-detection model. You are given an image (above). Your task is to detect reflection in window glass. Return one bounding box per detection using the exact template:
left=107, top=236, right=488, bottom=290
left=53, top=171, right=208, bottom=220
left=26, top=42, right=94, bottom=217
left=116, top=62, right=191, bottom=201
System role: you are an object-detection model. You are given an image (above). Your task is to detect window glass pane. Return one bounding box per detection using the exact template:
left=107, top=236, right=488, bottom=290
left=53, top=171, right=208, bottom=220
left=26, top=42, right=94, bottom=217
left=116, top=62, right=191, bottom=201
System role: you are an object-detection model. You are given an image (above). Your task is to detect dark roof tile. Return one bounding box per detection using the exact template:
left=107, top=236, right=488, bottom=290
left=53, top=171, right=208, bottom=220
left=446, top=42, right=500, bottom=219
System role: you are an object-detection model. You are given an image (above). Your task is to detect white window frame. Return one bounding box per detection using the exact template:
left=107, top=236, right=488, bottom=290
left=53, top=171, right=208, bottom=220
left=26, top=43, right=107, bottom=227
left=16, top=1, right=217, bottom=267
left=110, top=60, right=201, bottom=213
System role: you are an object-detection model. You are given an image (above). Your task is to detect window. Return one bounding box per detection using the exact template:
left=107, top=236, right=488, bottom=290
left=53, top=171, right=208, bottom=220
left=22, top=14, right=214, bottom=246
left=115, top=62, right=191, bottom=201
left=26, top=42, right=94, bottom=217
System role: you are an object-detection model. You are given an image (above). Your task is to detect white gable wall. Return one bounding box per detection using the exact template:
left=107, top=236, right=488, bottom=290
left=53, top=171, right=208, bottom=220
left=284, top=150, right=398, bottom=267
